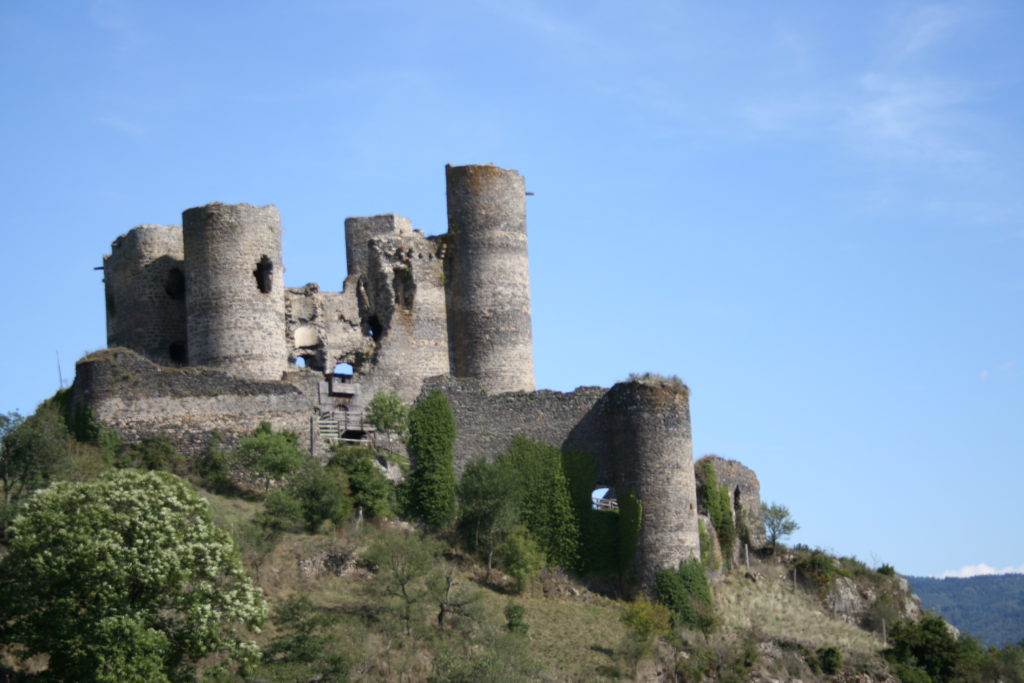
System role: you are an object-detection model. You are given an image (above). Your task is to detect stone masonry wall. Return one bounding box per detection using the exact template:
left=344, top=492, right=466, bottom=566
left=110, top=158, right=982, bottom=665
left=183, top=203, right=288, bottom=381
left=696, top=454, right=766, bottom=548
left=103, top=225, right=187, bottom=366
left=72, top=349, right=316, bottom=457
left=445, top=164, right=535, bottom=394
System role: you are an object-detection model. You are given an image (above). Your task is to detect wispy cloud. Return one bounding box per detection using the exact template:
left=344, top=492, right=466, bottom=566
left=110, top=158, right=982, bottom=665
left=935, top=563, right=1024, bottom=578
left=897, top=4, right=965, bottom=56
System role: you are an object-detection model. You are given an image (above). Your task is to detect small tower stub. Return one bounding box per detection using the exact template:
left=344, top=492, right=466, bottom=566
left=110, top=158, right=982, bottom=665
left=445, top=163, right=535, bottom=394
left=183, top=202, right=288, bottom=380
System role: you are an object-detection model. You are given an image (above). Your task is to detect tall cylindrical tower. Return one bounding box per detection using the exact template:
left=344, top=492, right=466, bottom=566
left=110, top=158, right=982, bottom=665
left=606, top=377, right=700, bottom=593
left=445, top=163, right=535, bottom=393
left=103, top=224, right=187, bottom=365
left=183, top=202, right=287, bottom=380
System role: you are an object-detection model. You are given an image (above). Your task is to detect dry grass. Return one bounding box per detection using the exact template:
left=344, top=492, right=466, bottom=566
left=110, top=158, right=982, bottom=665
left=714, top=562, right=883, bottom=654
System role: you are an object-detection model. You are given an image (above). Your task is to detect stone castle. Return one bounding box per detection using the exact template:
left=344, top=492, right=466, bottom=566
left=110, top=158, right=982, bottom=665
left=71, top=163, right=763, bottom=591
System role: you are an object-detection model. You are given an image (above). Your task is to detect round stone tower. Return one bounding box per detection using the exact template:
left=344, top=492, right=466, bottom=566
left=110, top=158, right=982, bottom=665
left=605, top=377, right=700, bottom=593
left=103, top=224, right=187, bottom=365
left=182, top=202, right=287, bottom=380
left=445, top=163, right=535, bottom=394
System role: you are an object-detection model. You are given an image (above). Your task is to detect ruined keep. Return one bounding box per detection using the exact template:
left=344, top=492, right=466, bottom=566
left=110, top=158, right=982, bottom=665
left=77, top=163, right=760, bottom=593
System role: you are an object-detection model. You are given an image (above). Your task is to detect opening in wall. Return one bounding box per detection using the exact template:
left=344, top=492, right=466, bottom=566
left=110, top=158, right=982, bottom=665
left=165, top=268, right=185, bottom=300
left=254, top=255, right=273, bottom=293
left=592, top=487, right=618, bottom=512
left=366, top=315, right=384, bottom=340
left=333, top=362, right=354, bottom=377
left=169, top=341, right=187, bottom=365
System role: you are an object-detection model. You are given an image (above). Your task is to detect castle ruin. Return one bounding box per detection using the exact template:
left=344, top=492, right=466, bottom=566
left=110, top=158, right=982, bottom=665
left=73, top=163, right=762, bottom=591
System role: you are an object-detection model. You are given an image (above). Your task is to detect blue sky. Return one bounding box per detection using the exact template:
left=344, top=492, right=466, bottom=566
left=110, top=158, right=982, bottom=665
left=2, top=0, right=1021, bottom=578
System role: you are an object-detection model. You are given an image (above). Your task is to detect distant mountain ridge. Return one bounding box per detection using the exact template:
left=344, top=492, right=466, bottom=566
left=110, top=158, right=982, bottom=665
left=905, top=573, right=1024, bottom=647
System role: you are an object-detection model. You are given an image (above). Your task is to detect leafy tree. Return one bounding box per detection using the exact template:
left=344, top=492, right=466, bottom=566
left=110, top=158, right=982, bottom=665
left=763, top=501, right=799, bottom=551
left=0, top=469, right=266, bottom=680
left=366, top=389, right=409, bottom=443
left=234, top=421, right=306, bottom=491
left=0, top=405, right=72, bottom=509
left=427, top=563, right=483, bottom=633
left=501, top=524, right=546, bottom=594
left=458, top=457, right=519, bottom=578
left=364, top=529, right=444, bottom=636
left=405, top=391, right=457, bottom=528
left=289, top=461, right=352, bottom=532
left=117, top=435, right=186, bottom=474
left=887, top=613, right=961, bottom=682
left=621, top=596, right=672, bottom=676
left=655, top=558, right=716, bottom=634
left=195, top=430, right=231, bottom=492
left=329, top=443, right=395, bottom=518
left=498, top=435, right=581, bottom=570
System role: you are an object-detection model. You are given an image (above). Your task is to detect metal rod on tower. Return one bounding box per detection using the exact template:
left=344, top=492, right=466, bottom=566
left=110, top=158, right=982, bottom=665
left=56, top=351, right=64, bottom=388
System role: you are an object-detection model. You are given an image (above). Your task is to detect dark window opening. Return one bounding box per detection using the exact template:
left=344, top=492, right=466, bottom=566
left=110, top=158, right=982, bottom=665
left=254, top=255, right=273, bottom=293
left=366, top=315, right=385, bottom=340
left=393, top=268, right=415, bottom=309
left=734, top=487, right=742, bottom=514
left=164, top=268, right=185, bottom=300
left=169, top=341, right=187, bottom=365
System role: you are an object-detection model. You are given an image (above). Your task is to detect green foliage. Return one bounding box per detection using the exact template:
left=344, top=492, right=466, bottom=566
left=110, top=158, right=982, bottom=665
left=561, top=448, right=620, bottom=577
left=406, top=391, right=457, bottom=528
left=907, top=573, right=1024, bottom=647
left=501, top=524, right=546, bottom=593
left=655, top=558, right=716, bottom=634
left=196, top=431, right=231, bottom=492
left=816, top=646, right=842, bottom=674
left=504, top=601, right=528, bottom=635
left=329, top=443, right=395, bottom=518
left=0, top=404, right=72, bottom=509
left=498, top=435, right=581, bottom=570
left=234, top=421, right=306, bottom=491
left=117, top=434, right=186, bottom=474
left=289, top=461, right=353, bottom=532
left=366, top=389, right=409, bottom=438
left=697, top=461, right=736, bottom=567
left=0, top=469, right=266, bottom=680
left=698, top=518, right=718, bottom=570
left=621, top=596, right=671, bottom=653
left=264, top=593, right=337, bottom=664
left=878, top=563, right=897, bottom=577
left=618, top=491, right=643, bottom=579
left=457, top=457, right=519, bottom=576
left=887, top=612, right=961, bottom=682
left=794, top=548, right=840, bottom=589
left=364, top=528, right=444, bottom=635
left=763, top=501, right=799, bottom=551
left=259, top=487, right=305, bottom=530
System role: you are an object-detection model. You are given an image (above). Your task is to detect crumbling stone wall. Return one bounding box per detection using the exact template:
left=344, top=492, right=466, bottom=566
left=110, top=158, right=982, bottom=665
left=695, top=454, right=765, bottom=548
left=71, top=349, right=317, bottom=457
left=103, top=225, right=187, bottom=366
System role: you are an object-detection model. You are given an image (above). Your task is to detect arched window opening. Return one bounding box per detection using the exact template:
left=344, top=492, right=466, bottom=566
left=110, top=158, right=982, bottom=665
left=293, top=356, right=307, bottom=368
left=164, top=267, right=185, bottom=301
left=333, top=362, right=354, bottom=377
left=253, top=255, right=273, bottom=293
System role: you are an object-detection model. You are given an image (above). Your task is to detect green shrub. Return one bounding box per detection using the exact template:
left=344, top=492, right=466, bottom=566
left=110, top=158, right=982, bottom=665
left=119, top=435, right=186, bottom=475
left=234, top=422, right=306, bottom=491
left=365, top=390, right=409, bottom=439
left=795, top=549, right=839, bottom=589
left=195, top=431, right=230, bottom=491
left=655, top=558, right=715, bottom=634
left=328, top=444, right=394, bottom=518
left=405, top=391, right=457, bottom=528
left=501, top=524, right=546, bottom=593
left=289, top=462, right=352, bottom=532
left=816, top=646, right=842, bottom=674
left=498, top=436, right=581, bottom=571
left=457, top=457, right=519, bottom=576
left=878, top=563, right=897, bottom=576
left=504, top=601, right=528, bottom=635
left=697, top=461, right=736, bottom=567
